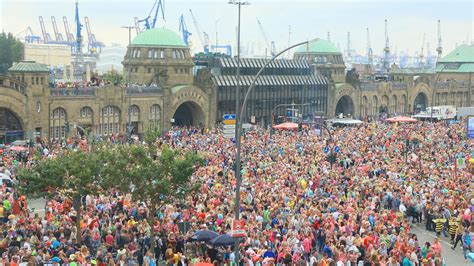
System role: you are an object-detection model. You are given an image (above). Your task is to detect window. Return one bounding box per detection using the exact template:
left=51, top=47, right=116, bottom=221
left=149, top=104, right=161, bottom=129
left=80, top=106, right=93, bottom=118
left=136, top=49, right=141, bottom=58
left=160, top=50, right=165, bottom=58
left=147, top=68, right=152, bottom=74
left=130, top=105, right=139, bottom=116
left=154, top=50, right=158, bottom=58
left=99, top=106, right=120, bottom=136
left=172, top=50, right=177, bottom=59
left=50, top=107, right=67, bottom=140
left=148, top=49, right=153, bottom=59
left=175, top=68, right=178, bottom=74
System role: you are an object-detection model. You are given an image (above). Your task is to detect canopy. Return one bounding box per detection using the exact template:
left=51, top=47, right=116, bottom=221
left=7, top=146, right=28, bottom=152
left=385, top=116, right=418, bottom=123
left=327, top=118, right=363, bottom=125
left=272, top=122, right=307, bottom=130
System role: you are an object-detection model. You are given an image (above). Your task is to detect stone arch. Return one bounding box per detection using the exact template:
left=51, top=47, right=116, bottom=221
left=0, top=107, right=24, bottom=144
left=413, top=92, right=428, bottom=112
left=172, top=101, right=205, bottom=126
left=381, top=95, right=389, bottom=113
left=171, top=86, right=209, bottom=127
left=372, top=96, right=378, bottom=115
left=401, top=95, right=407, bottom=114
left=361, top=96, right=368, bottom=117
left=392, top=95, right=398, bottom=114
left=335, top=95, right=355, bottom=117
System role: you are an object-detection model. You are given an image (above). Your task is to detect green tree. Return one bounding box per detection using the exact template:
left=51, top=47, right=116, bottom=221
left=0, top=32, right=24, bottom=74
left=111, top=128, right=203, bottom=251
left=18, top=148, right=115, bottom=244
left=102, top=70, right=124, bottom=85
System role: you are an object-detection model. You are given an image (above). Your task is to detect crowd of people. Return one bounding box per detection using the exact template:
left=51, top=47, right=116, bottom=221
left=0, top=119, right=473, bottom=265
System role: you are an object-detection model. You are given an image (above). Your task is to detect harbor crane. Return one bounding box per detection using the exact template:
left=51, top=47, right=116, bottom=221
left=419, top=33, right=426, bottom=67
left=63, top=16, right=75, bottom=44
left=382, top=19, right=391, bottom=72
left=436, top=20, right=443, bottom=59
left=256, top=18, right=275, bottom=56
left=136, top=0, right=165, bottom=32
left=39, top=16, right=52, bottom=43
left=84, top=16, right=105, bottom=54
left=189, top=9, right=209, bottom=52
left=178, top=14, right=192, bottom=46
left=51, top=16, right=64, bottom=42
left=366, top=28, right=373, bottom=66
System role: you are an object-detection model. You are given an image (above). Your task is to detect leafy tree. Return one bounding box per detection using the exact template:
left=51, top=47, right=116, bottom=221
left=0, top=32, right=24, bottom=74
left=102, top=70, right=124, bottom=85
left=111, top=128, right=203, bottom=251
left=18, top=148, right=116, bottom=244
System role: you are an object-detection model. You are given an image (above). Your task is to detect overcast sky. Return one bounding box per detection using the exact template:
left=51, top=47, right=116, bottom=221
left=1, top=0, right=472, bottom=56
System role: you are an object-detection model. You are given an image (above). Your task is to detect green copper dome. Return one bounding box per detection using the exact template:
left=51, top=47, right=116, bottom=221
left=295, top=38, right=340, bottom=54
left=438, top=45, right=474, bottom=63
left=131, top=28, right=186, bottom=47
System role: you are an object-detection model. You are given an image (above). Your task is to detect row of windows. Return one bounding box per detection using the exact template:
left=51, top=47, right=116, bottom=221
left=130, top=48, right=187, bottom=60
left=14, top=76, right=45, bottom=85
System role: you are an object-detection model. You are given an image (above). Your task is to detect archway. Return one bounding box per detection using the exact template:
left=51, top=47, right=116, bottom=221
left=413, top=92, right=428, bottom=112
left=335, top=95, right=355, bottom=117
left=173, top=101, right=204, bottom=127
left=0, top=107, right=23, bottom=144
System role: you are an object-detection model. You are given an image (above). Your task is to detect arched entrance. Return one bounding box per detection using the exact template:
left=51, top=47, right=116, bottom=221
left=413, top=92, right=428, bottom=113
left=0, top=107, right=23, bottom=144
left=173, top=101, right=205, bottom=127
left=335, top=95, right=355, bottom=117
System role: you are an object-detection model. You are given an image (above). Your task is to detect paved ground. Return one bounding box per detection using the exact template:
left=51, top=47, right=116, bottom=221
left=411, top=223, right=471, bottom=265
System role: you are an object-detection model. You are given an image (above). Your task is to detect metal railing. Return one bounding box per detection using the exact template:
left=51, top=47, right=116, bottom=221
left=126, top=86, right=162, bottom=95
left=391, top=82, right=408, bottom=89
left=50, top=88, right=95, bottom=96
left=359, top=82, right=379, bottom=91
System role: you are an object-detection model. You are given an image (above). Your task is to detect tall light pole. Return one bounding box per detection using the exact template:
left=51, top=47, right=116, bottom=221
left=121, top=26, right=134, bottom=141
left=232, top=40, right=307, bottom=263
left=228, top=1, right=249, bottom=262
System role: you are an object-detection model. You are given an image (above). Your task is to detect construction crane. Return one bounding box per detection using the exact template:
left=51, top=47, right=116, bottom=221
left=84, top=16, right=105, bottom=54
left=346, top=32, right=352, bottom=60
left=419, top=33, right=426, bottom=68
left=366, top=28, right=373, bottom=66
left=436, top=19, right=443, bottom=59
left=74, top=0, right=84, bottom=80
left=178, top=14, right=192, bottom=46
left=256, top=18, right=275, bottom=56
left=51, top=16, right=64, bottom=43
left=63, top=16, right=75, bottom=44
left=39, top=16, right=52, bottom=43
left=136, top=0, right=165, bottom=31
left=189, top=9, right=208, bottom=52
left=383, top=19, right=391, bottom=72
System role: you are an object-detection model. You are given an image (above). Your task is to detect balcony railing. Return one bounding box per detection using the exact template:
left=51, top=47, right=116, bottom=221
left=50, top=88, right=95, bottom=96
left=359, top=82, right=379, bottom=91
left=391, top=82, right=408, bottom=89
left=126, top=86, right=162, bottom=95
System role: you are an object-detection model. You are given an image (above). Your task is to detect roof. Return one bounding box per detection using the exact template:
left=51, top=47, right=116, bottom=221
left=435, top=63, right=474, bottom=73
left=438, top=45, right=474, bottom=63
left=295, top=38, right=340, bottom=54
left=131, top=28, right=186, bottom=47
left=218, top=58, right=310, bottom=69
left=8, top=60, right=50, bottom=73
left=213, top=74, right=328, bottom=87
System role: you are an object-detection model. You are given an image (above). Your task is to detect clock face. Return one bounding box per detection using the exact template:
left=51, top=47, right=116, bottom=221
left=37, top=102, right=41, bottom=113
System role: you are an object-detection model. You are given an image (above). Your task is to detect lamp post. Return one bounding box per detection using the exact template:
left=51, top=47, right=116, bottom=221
left=232, top=40, right=307, bottom=262
left=270, top=103, right=309, bottom=137
left=121, top=26, right=134, bottom=141
left=430, top=64, right=447, bottom=122
left=228, top=1, right=249, bottom=262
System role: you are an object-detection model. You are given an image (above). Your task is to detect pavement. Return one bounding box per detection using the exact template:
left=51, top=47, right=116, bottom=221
left=411, top=223, right=471, bottom=265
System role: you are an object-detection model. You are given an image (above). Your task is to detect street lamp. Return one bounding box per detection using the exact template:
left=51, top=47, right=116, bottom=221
left=228, top=1, right=249, bottom=262
left=232, top=40, right=307, bottom=263
left=270, top=103, right=309, bottom=137
left=121, top=26, right=134, bottom=141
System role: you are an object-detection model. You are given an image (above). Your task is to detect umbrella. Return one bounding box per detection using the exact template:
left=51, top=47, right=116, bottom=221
left=272, top=122, right=307, bottom=130
left=190, top=230, right=218, bottom=242
left=385, top=116, right=417, bottom=123
left=7, top=146, right=28, bottom=152
left=209, top=233, right=237, bottom=247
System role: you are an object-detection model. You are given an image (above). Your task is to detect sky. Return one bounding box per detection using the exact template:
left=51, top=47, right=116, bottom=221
left=1, top=0, right=473, bottom=57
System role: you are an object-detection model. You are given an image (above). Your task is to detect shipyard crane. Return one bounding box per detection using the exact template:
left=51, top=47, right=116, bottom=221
left=39, top=16, right=52, bottom=43
left=426, top=42, right=434, bottom=67
left=419, top=33, right=426, bottom=67
left=189, top=9, right=208, bottom=52
left=84, top=16, right=105, bottom=54
left=436, top=20, right=443, bottom=59
left=178, top=14, right=192, bottom=46
left=366, top=28, right=373, bottom=66
left=346, top=32, right=353, bottom=60
left=256, top=18, right=275, bottom=56
left=383, top=19, right=391, bottom=72
left=137, top=0, right=165, bottom=31
left=74, top=0, right=84, bottom=80
left=63, top=16, right=75, bottom=43
left=51, top=16, right=65, bottom=42
left=15, top=27, right=41, bottom=43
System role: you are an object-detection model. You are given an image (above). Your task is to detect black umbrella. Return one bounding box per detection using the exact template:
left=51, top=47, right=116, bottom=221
left=190, top=230, right=219, bottom=242
left=209, top=234, right=238, bottom=247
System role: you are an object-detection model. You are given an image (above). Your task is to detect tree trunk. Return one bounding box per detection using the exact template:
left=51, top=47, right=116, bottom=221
left=75, top=195, right=82, bottom=245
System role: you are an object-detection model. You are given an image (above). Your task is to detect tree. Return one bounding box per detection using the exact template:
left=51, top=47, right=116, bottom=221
left=18, top=147, right=115, bottom=244
left=0, top=32, right=24, bottom=74
left=102, top=70, right=124, bottom=85
left=111, top=128, right=203, bottom=251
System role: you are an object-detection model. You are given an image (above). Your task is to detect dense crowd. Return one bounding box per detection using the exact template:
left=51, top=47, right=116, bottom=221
left=0, top=120, right=473, bottom=265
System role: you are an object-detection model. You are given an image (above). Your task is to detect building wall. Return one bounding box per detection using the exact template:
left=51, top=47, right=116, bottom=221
left=24, top=44, right=72, bottom=67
